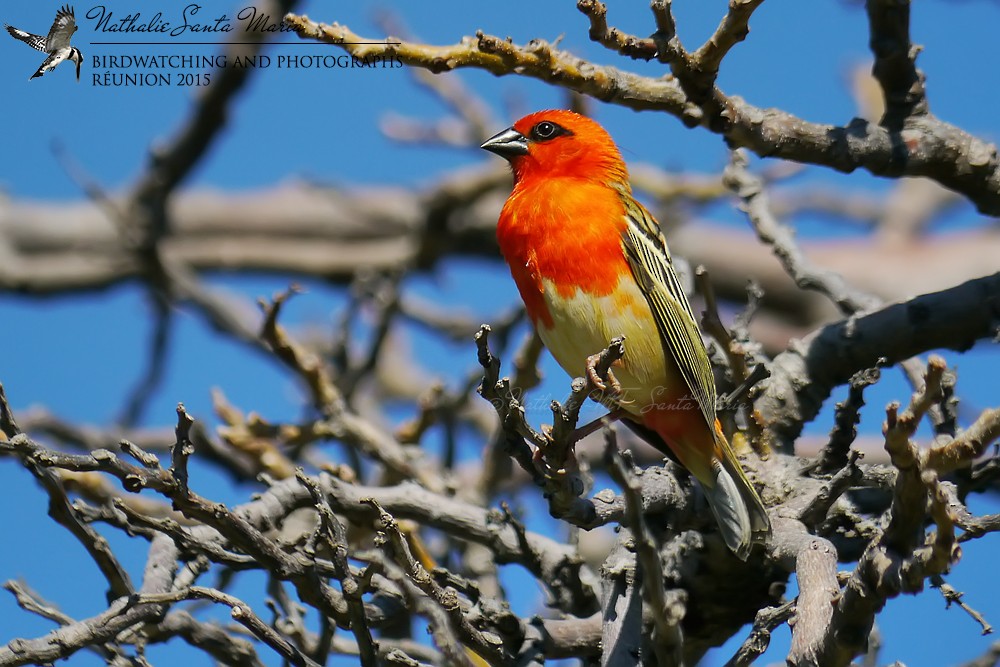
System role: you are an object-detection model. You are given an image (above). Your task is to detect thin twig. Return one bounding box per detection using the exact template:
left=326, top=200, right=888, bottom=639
left=723, top=150, right=879, bottom=316
left=140, top=587, right=322, bottom=667
left=931, top=574, right=993, bottom=636
left=296, top=471, right=378, bottom=667
left=816, top=363, right=883, bottom=475
left=363, top=498, right=507, bottom=665
left=725, top=599, right=795, bottom=667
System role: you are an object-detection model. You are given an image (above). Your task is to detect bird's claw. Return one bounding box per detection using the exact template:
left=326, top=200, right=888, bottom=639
left=586, top=352, right=622, bottom=398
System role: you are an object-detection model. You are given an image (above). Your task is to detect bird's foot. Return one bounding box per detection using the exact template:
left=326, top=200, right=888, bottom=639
left=586, top=351, right=622, bottom=399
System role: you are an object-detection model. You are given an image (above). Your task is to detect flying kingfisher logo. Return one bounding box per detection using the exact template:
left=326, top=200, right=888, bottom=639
left=4, top=5, right=83, bottom=81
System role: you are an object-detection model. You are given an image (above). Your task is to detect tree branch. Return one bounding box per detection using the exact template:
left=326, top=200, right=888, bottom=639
left=757, top=272, right=1000, bottom=450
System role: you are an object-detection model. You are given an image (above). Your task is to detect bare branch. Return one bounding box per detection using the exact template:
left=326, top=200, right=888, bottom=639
left=787, top=538, right=839, bottom=666
left=931, top=575, right=993, bottom=636
left=3, top=581, right=77, bottom=629
left=0, top=383, right=21, bottom=439
left=606, top=434, right=682, bottom=665
left=866, top=0, right=929, bottom=128
left=958, top=641, right=1000, bottom=667
left=799, top=450, right=864, bottom=528
left=145, top=611, right=263, bottom=667
left=140, top=587, right=321, bottom=667
left=599, top=538, right=642, bottom=667
left=816, top=364, right=883, bottom=474
left=927, top=407, right=1000, bottom=474
left=3, top=393, right=135, bottom=603
left=809, top=359, right=962, bottom=667
left=259, top=288, right=442, bottom=490
left=725, top=600, right=795, bottom=667
left=364, top=498, right=507, bottom=665
left=691, top=0, right=766, bottom=79
left=0, top=534, right=179, bottom=667
left=296, top=471, right=378, bottom=666
left=724, top=150, right=879, bottom=316
left=757, top=272, right=1000, bottom=450
left=576, top=0, right=659, bottom=61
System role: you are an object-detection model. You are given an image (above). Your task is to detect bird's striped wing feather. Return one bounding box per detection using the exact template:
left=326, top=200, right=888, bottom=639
left=47, top=5, right=76, bottom=51
left=617, top=189, right=718, bottom=431
left=5, top=25, right=47, bottom=52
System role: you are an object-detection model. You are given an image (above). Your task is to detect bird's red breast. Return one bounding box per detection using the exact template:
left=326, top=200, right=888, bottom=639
left=497, top=178, right=631, bottom=329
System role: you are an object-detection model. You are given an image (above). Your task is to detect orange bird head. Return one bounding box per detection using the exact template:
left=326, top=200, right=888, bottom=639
left=481, top=109, right=629, bottom=186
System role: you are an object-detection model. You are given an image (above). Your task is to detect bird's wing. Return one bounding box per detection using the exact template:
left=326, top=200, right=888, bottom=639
left=46, top=5, right=76, bottom=50
left=617, top=187, right=718, bottom=431
left=5, top=24, right=47, bottom=52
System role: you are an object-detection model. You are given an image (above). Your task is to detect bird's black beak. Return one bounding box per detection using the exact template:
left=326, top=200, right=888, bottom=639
left=481, top=127, right=529, bottom=159
left=75, top=60, right=81, bottom=81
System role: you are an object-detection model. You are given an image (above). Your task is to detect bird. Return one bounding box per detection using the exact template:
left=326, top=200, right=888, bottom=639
left=482, top=109, right=771, bottom=559
left=5, top=5, right=82, bottom=81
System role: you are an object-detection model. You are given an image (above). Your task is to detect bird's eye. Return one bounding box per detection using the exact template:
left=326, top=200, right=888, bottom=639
left=535, top=122, right=556, bottom=138
left=531, top=121, right=565, bottom=141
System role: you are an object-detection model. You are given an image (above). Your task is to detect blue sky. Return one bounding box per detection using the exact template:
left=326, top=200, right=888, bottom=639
left=1, top=1, right=998, bottom=665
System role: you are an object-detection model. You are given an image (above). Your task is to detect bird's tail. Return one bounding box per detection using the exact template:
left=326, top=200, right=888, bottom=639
left=632, top=411, right=772, bottom=560
left=706, top=422, right=771, bottom=560
left=704, top=459, right=752, bottom=558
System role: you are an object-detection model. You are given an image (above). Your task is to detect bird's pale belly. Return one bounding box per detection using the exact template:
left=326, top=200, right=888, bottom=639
left=535, top=276, right=677, bottom=415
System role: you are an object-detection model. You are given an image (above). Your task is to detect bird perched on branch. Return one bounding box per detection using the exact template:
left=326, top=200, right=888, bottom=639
left=482, top=110, right=770, bottom=559
left=5, top=5, right=82, bottom=81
